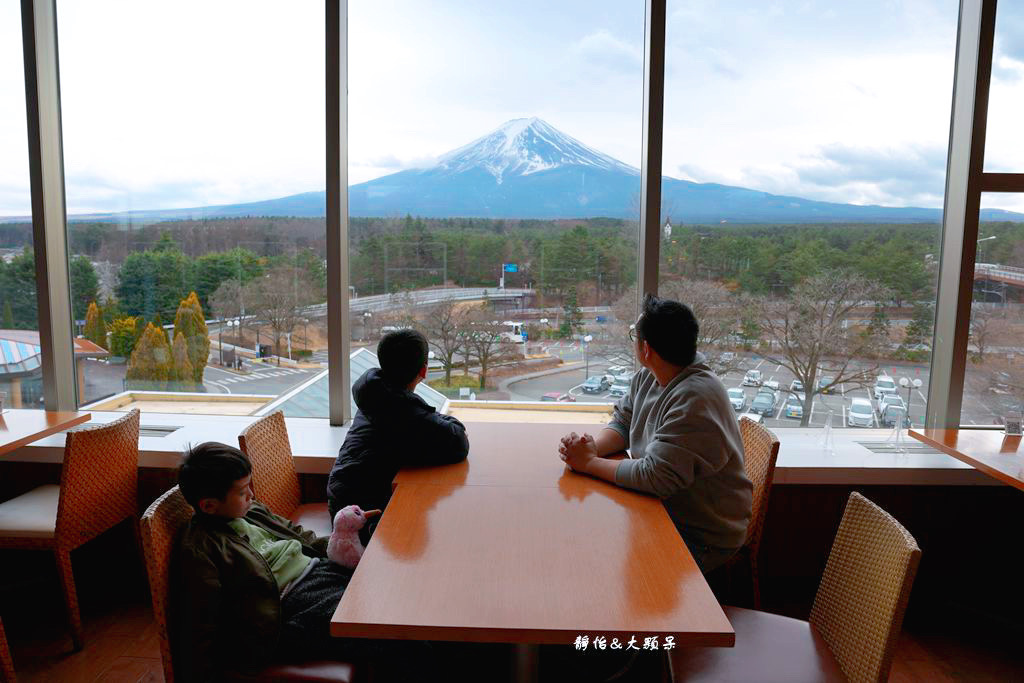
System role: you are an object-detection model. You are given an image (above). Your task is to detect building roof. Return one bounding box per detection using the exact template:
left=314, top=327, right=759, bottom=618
left=0, top=330, right=109, bottom=378
left=257, top=347, right=448, bottom=418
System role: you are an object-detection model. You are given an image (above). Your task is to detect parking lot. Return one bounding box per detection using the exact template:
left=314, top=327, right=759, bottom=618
left=508, top=347, right=1015, bottom=429
left=717, top=355, right=931, bottom=430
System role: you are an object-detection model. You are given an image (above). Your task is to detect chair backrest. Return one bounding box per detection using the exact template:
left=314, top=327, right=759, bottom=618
left=738, top=416, right=780, bottom=555
left=54, top=409, right=141, bottom=548
left=238, top=411, right=300, bottom=518
left=809, top=492, right=922, bottom=683
left=140, top=486, right=194, bottom=683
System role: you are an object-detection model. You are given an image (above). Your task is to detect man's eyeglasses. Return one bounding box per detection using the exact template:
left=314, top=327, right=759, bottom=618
left=628, top=325, right=637, bottom=342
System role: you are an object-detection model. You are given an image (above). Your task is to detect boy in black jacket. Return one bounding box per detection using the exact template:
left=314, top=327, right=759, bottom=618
left=327, top=329, right=469, bottom=528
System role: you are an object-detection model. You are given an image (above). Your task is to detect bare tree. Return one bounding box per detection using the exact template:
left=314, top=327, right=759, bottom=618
left=660, top=279, right=738, bottom=350
left=421, top=298, right=468, bottom=385
left=969, top=305, right=1009, bottom=361
left=462, top=305, right=514, bottom=390
left=758, top=270, right=890, bottom=426
left=250, top=267, right=316, bottom=360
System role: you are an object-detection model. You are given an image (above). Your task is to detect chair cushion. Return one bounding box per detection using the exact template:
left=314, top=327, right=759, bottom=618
left=290, top=503, right=333, bottom=538
left=0, top=484, right=59, bottom=538
left=669, top=606, right=846, bottom=683
left=225, top=660, right=356, bottom=683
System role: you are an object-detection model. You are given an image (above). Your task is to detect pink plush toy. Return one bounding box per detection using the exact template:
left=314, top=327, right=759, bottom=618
left=327, top=505, right=381, bottom=568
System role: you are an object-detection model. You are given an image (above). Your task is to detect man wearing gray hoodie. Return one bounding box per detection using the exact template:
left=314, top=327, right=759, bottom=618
left=559, top=294, right=753, bottom=573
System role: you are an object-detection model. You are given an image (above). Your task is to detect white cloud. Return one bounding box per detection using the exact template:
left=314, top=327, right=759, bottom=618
left=3, top=0, right=1024, bottom=216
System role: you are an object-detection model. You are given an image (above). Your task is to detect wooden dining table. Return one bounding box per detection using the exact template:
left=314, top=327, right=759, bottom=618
left=333, top=422, right=734, bottom=679
left=909, top=427, right=1024, bottom=492
left=0, top=409, right=91, bottom=456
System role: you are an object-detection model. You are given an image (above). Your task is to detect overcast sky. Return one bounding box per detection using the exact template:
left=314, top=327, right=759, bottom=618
left=1, top=0, right=1022, bottom=217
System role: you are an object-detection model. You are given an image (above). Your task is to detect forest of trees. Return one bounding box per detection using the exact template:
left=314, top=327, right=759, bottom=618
left=1, top=214, right=1022, bottom=405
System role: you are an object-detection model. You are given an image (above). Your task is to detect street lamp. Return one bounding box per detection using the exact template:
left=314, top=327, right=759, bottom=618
left=899, top=376, right=923, bottom=426
left=977, top=235, right=997, bottom=267
left=583, top=334, right=593, bottom=380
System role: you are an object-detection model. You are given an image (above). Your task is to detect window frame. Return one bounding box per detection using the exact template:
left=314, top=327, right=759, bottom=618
left=19, top=0, right=1017, bottom=429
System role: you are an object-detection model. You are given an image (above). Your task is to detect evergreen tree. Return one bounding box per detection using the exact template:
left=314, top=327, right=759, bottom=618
left=862, top=305, right=891, bottom=355
left=83, top=301, right=107, bottom=349
left=170, top=332, right=195, bottom=387
left=2, top=301, right=12, bottom=329
left=173, top=291, right=210, bottom=384
left=560, top=286, right=583, bottom=339
left=109, top=316, right=139, bottom=357
left=116, top=239, right=191, bottom=320
left=126, top=322, right=172, bottom=384
left=69, top=255, right=99, bottom=322
left=903, top=303, right=935, bottom=349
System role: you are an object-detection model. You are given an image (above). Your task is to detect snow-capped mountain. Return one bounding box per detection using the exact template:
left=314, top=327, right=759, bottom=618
left=47, top=118, right=1024, bottom=224
left=433, top=117, right=637, bottom=183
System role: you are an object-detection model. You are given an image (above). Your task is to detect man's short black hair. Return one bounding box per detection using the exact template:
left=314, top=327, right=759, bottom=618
left=178, top=442, right=252, bottom=510
left=635, top=293, right=699, bottom=367
left=377, top=328, right=429, bottom=387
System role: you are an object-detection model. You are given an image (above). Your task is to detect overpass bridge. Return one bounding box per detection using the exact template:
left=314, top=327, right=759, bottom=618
left=974, top=264, right=1024, bottom=303
left=304, top=287, right=535, bottom=317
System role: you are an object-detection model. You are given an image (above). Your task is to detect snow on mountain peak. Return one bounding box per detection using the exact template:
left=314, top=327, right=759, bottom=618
left=435, top=118, right=637, bottom=183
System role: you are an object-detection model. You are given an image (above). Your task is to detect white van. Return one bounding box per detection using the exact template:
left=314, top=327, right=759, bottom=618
left=873, top=376, right=898, bottom=401
left=848, top=398, right=875, bottom=427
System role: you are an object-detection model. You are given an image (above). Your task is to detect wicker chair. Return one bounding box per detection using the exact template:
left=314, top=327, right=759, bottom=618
left=140, top=486, right=357, bottom=683
left=0, top=617, right=15, bottom=682
left=239, top=411, right=332, bottom=537
left=0, top=409, right=141, bottom=650
left=722, top=416, right=780, bottom=608
left=671, top=492, right=922, bottom=683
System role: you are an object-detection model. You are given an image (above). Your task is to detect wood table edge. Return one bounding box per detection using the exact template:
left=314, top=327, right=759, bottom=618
left=0, top=411, right=91, bottom=456
left=909, top=428, right=1024, bottom=491
left=330, top=622, right=735, bottom=647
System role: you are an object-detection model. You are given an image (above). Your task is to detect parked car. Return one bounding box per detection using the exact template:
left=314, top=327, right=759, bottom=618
left=750, top=390, right=777, bottom=416
left=881, top=404, right=910, bottom=428
left=879, top=394, right=906, bottom=414
left=743, top=369, right=763, bottom=387
left=727, top=387, right=747, bottom=412
left=609, top=378, right=630, bottom=398
left=818, top=376, right=836, bottom=394
left=763, top=379, right=780, bottom=393
left=790, top=379, right=804, bottom=393
left=848, top=398, right=875, bottom=427
left=581, top=375, right=610, bottom=394
left=606, top=365, right=627, bottom=377
left=541, top=392, right=575, bottom=402
left=873, top=375, right=898, bottom=401
left=719, top=352, right=736, bottom=365
left=784, top=393, right=804, bottom=419
left=738, top=412, right=764, bottom=424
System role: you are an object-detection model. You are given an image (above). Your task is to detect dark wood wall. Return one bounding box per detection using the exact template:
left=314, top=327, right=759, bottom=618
left=3, top=460, right=1022, bottom=638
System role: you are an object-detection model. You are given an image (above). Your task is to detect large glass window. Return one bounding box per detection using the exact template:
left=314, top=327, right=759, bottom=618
left=0, top=2, right=45, bottom=409
left=962, top=195, right=1024, bottom=427
left=348, top=0, right=643, bottom=419
left=984, top=1, right=1024, bottom=180
left=660, top=0, right=956, bottom=430
left=57, top=0, right=327, bottom=416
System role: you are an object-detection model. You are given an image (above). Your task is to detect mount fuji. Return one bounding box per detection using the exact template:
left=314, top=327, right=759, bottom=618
left=56, top=117, right=1023, bottom=224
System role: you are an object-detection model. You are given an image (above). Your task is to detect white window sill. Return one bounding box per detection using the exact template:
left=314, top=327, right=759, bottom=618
left=3, top=414, right=998, bottom=486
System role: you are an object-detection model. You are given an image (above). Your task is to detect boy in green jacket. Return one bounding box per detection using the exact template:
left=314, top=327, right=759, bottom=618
left=173, top=442, right=427, bottom=681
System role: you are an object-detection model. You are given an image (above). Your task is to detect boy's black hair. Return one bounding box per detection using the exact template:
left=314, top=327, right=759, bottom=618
left=635, top=293, right=699, bottom=368
left=178, top=442, right=252, bottom=510
left=377, top=328, right=429, bottom=387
